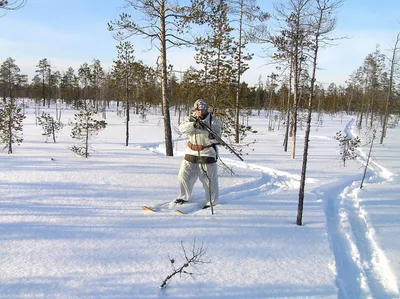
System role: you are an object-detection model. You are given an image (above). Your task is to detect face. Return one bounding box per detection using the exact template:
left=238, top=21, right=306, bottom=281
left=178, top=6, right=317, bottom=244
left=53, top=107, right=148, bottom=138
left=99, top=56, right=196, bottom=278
left=194, top=109, right=207, bottom=118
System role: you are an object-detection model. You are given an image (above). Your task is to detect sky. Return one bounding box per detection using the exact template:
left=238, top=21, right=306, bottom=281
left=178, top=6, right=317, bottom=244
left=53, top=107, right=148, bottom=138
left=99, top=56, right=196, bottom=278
left=1, top=101, right=399, bottom=298
left=0, top=0, right=399, bottom=87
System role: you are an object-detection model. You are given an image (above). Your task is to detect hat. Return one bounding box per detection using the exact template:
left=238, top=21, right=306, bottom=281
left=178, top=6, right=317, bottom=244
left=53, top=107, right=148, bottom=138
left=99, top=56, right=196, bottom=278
left=194, top=99, right=207, bottom=111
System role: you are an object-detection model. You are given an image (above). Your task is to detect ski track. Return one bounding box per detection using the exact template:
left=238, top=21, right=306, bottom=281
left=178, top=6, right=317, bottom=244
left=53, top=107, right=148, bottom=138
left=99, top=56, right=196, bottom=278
left=140, top=142, right=302, bottom=208
left=141, top=129, right=400, bottom=298
left=219, top=158, right=302, bottom=202
left=315, top=119, right=399, bottom=299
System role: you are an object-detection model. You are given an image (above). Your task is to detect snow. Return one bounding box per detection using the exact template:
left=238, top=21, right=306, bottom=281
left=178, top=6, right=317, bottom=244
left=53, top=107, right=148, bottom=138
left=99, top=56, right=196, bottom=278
left=1, top=103, right=399, bottom=299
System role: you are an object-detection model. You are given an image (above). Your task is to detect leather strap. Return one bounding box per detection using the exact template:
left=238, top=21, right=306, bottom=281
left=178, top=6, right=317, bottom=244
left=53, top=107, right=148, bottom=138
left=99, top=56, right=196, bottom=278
left=187, top=140, right=214, bottom=151
left=184, top=154, right=217, bottom=164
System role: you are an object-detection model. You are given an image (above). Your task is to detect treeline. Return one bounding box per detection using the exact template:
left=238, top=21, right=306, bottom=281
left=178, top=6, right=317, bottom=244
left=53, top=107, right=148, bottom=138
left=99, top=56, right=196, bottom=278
left=1, top=0, right=399, bottom=150
left=1, top=46, right=399, bottom=120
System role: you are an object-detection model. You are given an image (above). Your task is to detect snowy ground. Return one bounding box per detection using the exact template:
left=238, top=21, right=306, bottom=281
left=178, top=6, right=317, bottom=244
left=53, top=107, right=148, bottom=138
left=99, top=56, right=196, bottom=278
left=0, top=103, right=399, bottom=299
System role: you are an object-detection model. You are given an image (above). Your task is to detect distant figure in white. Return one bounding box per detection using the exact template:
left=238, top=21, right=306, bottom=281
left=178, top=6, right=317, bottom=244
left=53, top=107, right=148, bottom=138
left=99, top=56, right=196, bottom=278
left=175, top=99, right=221, bottom=209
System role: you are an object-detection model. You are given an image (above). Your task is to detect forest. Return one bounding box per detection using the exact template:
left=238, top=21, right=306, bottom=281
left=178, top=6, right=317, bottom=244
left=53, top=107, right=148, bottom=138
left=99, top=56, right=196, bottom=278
left=1, top=0, right=399, bottom=153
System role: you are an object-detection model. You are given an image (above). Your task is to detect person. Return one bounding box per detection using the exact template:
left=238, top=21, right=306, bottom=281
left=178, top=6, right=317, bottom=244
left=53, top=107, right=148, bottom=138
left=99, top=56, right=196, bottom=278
left=174, top=99, right=221, bottom=208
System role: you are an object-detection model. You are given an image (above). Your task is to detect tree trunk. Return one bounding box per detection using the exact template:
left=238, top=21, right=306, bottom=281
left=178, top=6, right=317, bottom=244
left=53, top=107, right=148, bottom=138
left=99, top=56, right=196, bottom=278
left=126, top=100, right=130, bottom=147
left=125, top=77, right=130, bottom=147
left=234, top=0, right=244, bottom=144
left=291, top=57, right=299, bottom=160
left=160, top=3, right=173, bottom=156
left=283, top=60, right=292, bottom=152
left=380, top=33, right=399, bottom=144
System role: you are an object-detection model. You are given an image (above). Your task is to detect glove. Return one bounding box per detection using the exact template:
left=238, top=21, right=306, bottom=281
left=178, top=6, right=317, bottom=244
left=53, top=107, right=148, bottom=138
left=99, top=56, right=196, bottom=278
left=193, top=118, right=205, bottom=130
left=189, top=115, right=198, bottom=122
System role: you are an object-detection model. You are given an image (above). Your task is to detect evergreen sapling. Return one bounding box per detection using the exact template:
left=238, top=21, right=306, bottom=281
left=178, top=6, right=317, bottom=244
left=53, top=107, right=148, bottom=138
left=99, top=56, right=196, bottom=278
left=70, top=110, right=107, bottom=158
left=334, top=130, right=361, bottom=167
left=0, top=99, right=25, bottom=154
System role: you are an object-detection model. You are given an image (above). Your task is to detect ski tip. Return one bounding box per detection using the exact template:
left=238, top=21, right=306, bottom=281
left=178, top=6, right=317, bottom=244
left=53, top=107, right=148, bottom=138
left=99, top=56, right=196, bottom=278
left=142, top=206, right=156, bottom=213
left=174, top=210, right=184, bottom=215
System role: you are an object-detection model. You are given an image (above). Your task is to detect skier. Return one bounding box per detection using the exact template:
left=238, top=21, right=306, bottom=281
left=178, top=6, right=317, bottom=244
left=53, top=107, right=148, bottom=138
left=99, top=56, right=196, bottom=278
left=174, top=99, right=221, bottom=208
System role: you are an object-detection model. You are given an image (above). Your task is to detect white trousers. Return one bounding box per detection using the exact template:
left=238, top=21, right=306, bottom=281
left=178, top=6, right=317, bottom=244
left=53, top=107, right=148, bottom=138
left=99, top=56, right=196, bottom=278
left=177, top=160, right=219, bottom=205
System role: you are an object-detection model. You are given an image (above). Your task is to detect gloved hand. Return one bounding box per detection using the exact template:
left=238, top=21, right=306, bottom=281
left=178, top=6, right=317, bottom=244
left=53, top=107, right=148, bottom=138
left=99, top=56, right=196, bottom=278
left=193, top=118, right=205, bottom=129
left=189, top=115, right=198, bottom=122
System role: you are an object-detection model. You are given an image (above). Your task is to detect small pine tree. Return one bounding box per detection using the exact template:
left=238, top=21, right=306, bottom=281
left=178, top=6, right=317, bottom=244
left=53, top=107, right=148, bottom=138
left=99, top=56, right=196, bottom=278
left=70, top=110, right=107, bottom=158
left=334, top=131, right=361, bottom=167
left=37, top=112, right=64, bottom=143
left=139, top=104, right=148, bottom=123
left=0, top=99, right=25, bottom=154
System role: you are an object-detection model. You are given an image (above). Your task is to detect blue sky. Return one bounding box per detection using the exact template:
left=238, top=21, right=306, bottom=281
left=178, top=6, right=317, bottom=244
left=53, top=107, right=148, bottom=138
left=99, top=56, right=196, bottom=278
left=1, top=0, right=399, bottom=87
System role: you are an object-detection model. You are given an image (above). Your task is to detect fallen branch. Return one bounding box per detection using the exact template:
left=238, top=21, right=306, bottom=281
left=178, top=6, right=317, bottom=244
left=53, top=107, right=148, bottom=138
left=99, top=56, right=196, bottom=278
left=160, top=239, right=210, bottom=288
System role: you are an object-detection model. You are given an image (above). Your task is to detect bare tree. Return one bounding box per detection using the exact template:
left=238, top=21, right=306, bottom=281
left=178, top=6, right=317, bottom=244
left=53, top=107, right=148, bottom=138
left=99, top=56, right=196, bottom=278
left=269, top=0, right=313, bottom=159
left=108, top=0, right=205, bottom=156
left=380, top=32, right=400, bottom=144
left=297, top=0, right=343, bottom=226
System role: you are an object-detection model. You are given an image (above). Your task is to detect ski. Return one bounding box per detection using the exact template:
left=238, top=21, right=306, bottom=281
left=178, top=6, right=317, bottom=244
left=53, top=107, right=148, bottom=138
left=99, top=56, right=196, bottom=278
left=142, top=199, right=191, bottom=213
left=142, top=205, right=159, bottom=213
left=143, top=198, right=210, bottom=214
left=142, top=200, right=174, bottom=213
left=174, top=201, right=209, bottom=214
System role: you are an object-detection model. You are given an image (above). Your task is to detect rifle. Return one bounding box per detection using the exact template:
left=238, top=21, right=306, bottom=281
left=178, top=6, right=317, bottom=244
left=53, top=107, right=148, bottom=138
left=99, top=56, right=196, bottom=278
left=196, top=117, right=244, bottom=161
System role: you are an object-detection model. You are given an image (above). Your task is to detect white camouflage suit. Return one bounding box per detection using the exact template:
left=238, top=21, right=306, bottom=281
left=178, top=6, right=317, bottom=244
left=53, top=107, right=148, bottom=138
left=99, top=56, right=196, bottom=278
left=177, top=109, right=221, bottom=206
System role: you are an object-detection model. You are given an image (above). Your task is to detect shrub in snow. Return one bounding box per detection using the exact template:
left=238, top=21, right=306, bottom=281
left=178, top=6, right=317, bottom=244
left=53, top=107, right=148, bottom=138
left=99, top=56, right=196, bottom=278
left=334, top=130, right=361, bottom=167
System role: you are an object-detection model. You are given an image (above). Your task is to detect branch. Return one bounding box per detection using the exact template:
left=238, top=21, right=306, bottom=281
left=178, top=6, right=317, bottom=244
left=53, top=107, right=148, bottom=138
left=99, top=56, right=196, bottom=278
left=0, top=0, right=26, bottom=10
left=160, top=239, right=210, bottom=288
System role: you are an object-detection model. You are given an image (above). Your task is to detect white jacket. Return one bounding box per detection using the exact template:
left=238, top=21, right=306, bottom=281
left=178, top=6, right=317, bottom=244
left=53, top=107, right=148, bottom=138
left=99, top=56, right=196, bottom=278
left=179, top=112, right=221, bottom=158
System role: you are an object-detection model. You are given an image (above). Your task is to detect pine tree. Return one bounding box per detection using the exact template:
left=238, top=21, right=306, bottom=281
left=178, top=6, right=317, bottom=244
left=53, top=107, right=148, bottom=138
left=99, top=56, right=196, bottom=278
left=0, top=57, right=22, bottom=100
left=60, top=67, right=79, bottom=105
left=108, top=0, right=207, bottom=157
left=90, top=59, right=105, bottom=113
left=37, top=112, right=64, bottom=143
left=78, top=62, right=92, bottom=108
left=195, top=1, right=236, bottom=135
left=0, top=98, right=25, bottom=154
left=35, top=58, right=51, bottom=107
left=70, top=110, right=107, bottom=158
left=226, top=0, right=269, bottom=142
left=112, top=41, right=136, bottom=146
left=334, top=131, right=361, bottom=167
